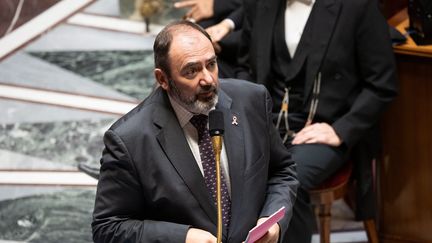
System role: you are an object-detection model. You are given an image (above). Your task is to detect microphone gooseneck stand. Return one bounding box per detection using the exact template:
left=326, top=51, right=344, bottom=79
left=213, top=133, right=223, bottom=243
left=209, top=110, right=225, bottom=243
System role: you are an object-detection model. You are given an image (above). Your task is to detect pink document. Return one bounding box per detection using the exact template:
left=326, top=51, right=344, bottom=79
left=244, top=206, right=286, bottom=243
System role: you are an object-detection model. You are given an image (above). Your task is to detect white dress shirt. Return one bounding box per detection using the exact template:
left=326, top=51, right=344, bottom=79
left=284, top=0, right=315, bottom=57
left=168, top=95, right=231, bottom=195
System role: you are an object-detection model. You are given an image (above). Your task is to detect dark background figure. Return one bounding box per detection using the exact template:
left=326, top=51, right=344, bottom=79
left=92, top=21, right=298, bottom=243
left=236, top=0, right=398, bottom=242
left=174, top=0, right=243, bottom=78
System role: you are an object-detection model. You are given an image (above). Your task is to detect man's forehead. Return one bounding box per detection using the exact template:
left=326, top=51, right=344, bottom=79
left=171, top=28, right=210, bottom=46
left=169, top=29, right=215, bottom=62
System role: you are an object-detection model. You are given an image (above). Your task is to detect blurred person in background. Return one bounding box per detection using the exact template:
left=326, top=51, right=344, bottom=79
left=174, top=0, right=243, bottom=78
left=236, top=0, right=398, bottom=242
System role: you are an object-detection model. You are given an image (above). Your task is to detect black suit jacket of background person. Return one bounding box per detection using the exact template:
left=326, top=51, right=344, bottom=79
left=92, top=79, right=298, bottom=243
left=198, top=0, right=243, bottom=78
left=236, top=0, right=398, bottom=219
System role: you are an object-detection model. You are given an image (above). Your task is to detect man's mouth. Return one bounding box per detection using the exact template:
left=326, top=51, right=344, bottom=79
left=198, top=91, right=213, bottom=98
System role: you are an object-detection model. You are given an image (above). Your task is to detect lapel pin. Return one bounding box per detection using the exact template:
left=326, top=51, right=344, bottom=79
left=232, top=116, right=238, bottom=126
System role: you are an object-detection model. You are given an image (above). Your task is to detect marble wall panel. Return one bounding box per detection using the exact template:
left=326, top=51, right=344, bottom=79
left=0, top=52, right=135, bottom=101
left=30, top=50, right=156, bottom=100
left=0, top=188, right=95, bottom=243
left=0, top=119, right=115, bottom=169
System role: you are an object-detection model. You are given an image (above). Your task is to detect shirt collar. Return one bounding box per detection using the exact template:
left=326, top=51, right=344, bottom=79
left=287, top=0, right=314, bottom=6
left=168, top=94, right=213, bottom=128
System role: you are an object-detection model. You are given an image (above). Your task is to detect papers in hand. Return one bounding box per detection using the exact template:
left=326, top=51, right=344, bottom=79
left=244, top=206, right=286, bottom=243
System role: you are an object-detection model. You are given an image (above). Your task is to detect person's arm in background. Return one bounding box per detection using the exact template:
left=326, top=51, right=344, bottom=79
left=174, top=0, right=241, bottom=23
left=206, top=7, right=242, bottom=43
left=293, top=0, right=398, bottom=148
left=331, top=0, right=398, bottom=148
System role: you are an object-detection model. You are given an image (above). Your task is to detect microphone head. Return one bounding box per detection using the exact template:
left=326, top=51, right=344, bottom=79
left=209, top=110, right=224, bottom=136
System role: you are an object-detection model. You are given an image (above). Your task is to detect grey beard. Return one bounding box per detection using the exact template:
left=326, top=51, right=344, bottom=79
left=168, top=79, right=218, bottom=114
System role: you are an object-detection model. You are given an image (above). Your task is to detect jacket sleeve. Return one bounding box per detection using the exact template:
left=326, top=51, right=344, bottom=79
left=258, top=87, right=299, bottom=242
left=332, top=0, right=398, bottom=147
left=92, top=130, right=190, bottom=243
left=234, top=0, right=256, bottom=81
left=226, top=6, right=243, bottom=29
left=213, top=0, right=242, bottom=21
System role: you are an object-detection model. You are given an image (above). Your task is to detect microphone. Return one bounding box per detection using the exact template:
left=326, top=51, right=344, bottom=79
left=208, top=109, right=224, bottom=243
left=209, top=110, right=225, bottom=136
left=209, top=110, right=224, bottom=167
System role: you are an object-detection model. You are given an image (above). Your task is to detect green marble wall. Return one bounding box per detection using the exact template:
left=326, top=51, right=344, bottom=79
left=30, top=51, right=156, bottom=100
left=0, top=189, right=95, bottom=243
left=1, top=49, right=157, bottom=242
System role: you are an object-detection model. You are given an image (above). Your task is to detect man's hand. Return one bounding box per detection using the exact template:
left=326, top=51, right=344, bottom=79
left=174, top=0, right=214, bottom=22
left=253, top=217, right=280, bottom=243
left=206, top=20, right=232, bottom=43
left=291, top=122, right=342, bottom=146
left=185, top=228, right=217, bottom=243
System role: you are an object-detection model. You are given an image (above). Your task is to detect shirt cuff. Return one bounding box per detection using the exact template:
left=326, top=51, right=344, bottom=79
left=223, top=18, right=235, bottom=31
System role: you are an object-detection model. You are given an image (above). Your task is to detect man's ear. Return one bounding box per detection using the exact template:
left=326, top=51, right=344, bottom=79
left=154, top=68, right=169, bottom=90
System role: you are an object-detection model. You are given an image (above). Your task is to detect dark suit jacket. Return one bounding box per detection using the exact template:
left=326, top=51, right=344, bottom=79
left=198, top=0, right=243, bottom=77
left=236, top=0, right=398, bottom=218
left=92, top=79, right=298, bottom=242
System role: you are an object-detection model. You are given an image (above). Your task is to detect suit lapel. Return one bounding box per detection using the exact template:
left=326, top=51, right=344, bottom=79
left=216, top=90, right=246, bottom=236
left=304, top=0, right=342, bottom=102
left=153, top=90, right=217, bottom=226
left=153, top=88, right=248, bottom=235
left=255, top=0, right=280, bottom=84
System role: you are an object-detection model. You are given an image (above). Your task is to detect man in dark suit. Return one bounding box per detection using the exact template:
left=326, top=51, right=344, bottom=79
left=92, top=20, right=298, bottom=243
left=236, top=0, right=398, bottom=242
left=174, top=0, right=243, bottom=78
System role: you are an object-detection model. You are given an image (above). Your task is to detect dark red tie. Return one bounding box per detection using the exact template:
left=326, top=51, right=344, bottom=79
left=190, top=114, right=231, bottom=228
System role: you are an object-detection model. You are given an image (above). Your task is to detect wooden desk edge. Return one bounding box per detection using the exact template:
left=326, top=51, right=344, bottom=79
left=388, top=8, right=432, bottom=58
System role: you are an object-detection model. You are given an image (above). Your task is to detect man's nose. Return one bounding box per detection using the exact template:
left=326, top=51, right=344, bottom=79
left=199, top=68, right=214, bottom=85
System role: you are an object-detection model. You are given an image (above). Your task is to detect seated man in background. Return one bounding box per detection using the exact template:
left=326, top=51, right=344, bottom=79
left=92, top=20, right=298, bottom=243
left=236, top=0, right=398, bottom=242
left=174, top=0, right=243, bottom=78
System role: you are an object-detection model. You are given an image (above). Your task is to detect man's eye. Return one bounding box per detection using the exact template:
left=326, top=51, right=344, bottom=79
left=185, top=68, right=197, bottom=78
left=207, top=61, right=216, bottom=70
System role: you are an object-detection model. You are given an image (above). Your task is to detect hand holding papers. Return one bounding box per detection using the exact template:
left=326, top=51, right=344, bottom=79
left=244, top=206, right=286, bottom=243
